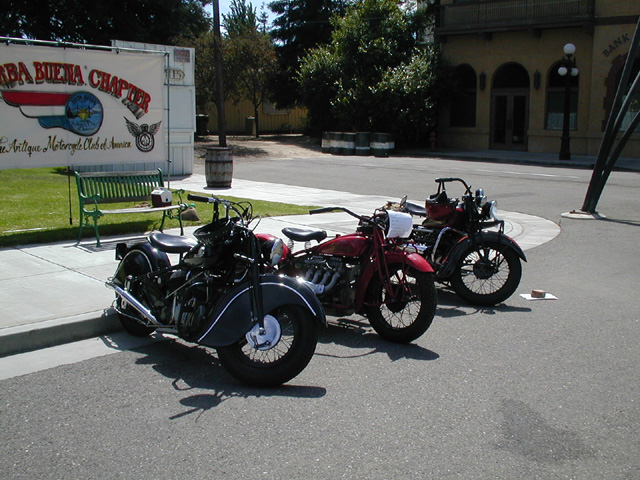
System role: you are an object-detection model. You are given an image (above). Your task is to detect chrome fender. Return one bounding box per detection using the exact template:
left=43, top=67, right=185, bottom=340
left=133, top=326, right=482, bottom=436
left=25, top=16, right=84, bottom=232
left=197, top=274, right=326, bottom=348
left=438, top=231, right=527, bottom=280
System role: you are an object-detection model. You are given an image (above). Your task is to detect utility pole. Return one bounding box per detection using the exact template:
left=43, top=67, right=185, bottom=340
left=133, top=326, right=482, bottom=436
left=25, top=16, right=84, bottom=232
left=213, top=0, right=227, bottom=147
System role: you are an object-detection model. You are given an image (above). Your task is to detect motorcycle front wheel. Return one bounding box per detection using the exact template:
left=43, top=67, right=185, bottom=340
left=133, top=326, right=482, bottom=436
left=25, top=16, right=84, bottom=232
left=364, top=266, right=437, bottom=343
left=216, top=304, right=318, bottom=387
left=449, top=241, right=522, bottom=306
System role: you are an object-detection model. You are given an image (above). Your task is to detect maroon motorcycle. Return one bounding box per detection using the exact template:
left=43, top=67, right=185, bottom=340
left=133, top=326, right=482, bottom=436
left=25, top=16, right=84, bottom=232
left=397, top=177, right=526, bottom=306
left=260, top=206, right=437, bottom=343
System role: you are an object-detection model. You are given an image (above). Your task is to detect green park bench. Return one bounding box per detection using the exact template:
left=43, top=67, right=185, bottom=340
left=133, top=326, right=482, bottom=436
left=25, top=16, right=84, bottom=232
left=74, top=169, right=190, bottom=246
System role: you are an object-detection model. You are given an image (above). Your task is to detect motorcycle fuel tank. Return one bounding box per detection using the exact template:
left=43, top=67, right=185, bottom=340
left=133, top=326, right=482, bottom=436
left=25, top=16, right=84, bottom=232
left=312, top=233, right=369, bottom=257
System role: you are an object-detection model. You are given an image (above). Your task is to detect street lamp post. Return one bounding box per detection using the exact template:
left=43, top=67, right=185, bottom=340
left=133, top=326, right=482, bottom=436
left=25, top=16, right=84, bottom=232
left=558, top=43, right=578, bottom=160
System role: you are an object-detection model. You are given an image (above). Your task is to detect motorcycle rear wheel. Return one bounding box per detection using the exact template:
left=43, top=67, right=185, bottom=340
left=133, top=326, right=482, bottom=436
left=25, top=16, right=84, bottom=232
left=216, top=304, right=318, bottom=387
left=364, top=266, right=437, bottom=343
left=449, top=241, right=522, bottom=306
left=115, top=248, right=159, bottom=337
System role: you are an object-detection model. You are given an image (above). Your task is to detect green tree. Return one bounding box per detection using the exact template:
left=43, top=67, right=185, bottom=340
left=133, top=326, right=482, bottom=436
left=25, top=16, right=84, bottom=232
left=225, top=31, right=278, bottom=137
left=216, top=0, right=278, bottom=137
left=1, top=0, right=210, bottom=46
left=188, top=30, right=236, bottom=112
left=298, top=0, right=439, bottom=144
left=223, top=0, right=259, bottom=37
left=268, top=0, right=348, bottom=108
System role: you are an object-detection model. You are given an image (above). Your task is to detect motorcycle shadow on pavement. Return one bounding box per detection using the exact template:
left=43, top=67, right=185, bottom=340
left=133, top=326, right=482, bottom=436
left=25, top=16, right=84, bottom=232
left=317, top=317, right=440, bottom=363
left=126, top=338, right=327, bottom=420
left=435, top=288, right=532, bottom=319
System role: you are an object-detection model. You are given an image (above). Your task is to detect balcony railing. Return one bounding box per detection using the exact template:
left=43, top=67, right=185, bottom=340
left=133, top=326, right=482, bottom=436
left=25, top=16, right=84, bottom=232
left=435, top=0, right=595, bottom=36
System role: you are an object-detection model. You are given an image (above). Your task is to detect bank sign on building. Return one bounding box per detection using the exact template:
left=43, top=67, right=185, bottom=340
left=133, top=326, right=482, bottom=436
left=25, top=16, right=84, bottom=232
left=0, top=42, right=166, bottom=170
left=433, top=0, right=639, bottom=158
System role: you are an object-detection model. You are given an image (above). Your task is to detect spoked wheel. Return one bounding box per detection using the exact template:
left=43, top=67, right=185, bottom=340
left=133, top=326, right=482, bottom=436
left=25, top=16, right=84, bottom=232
left=449, top=241, right=522, bottom=306
left=365, top=265, right=437, bottom=343
left=216, top=304, right=318, bottom=387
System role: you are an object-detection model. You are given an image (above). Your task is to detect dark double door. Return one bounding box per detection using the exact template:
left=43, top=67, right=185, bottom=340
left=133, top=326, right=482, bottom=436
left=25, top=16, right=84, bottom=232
left=491, top=91, right=529, bottom=150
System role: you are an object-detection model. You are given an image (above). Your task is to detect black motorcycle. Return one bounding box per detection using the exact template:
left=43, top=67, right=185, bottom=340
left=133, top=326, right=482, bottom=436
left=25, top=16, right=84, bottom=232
left=392, top=177, right=526, bottom=306
left=106, top=194, right=325, bottom=387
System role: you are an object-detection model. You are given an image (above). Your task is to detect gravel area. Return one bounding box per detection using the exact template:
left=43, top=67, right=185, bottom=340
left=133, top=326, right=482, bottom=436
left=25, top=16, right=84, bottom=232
left=194, top=134, right=324, bottom=163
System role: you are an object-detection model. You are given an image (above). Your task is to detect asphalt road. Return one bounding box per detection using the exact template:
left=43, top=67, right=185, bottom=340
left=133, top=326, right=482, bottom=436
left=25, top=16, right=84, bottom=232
left=1, top=150, right=639, bottom=479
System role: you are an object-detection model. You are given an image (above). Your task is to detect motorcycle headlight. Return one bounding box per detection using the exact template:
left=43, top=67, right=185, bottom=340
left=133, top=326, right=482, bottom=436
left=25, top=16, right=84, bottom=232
left=269, top=238, right=285, bottom=266
left=475, top=188, right=487, bottom=206
left=483, top=200, right=501, bottom=221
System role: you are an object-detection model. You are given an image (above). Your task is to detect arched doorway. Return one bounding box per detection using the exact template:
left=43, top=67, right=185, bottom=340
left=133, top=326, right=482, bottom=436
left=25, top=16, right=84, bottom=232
left=491, top=63, right=530, bottom=150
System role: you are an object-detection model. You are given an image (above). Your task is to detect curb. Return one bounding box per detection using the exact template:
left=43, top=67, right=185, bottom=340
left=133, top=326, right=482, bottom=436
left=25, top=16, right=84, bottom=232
left=0, top=309, right=121, bottom=358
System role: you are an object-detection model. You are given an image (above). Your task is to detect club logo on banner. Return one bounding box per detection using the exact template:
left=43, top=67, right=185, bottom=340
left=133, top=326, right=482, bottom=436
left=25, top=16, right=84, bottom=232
left=0, top=43, right=165, bottom=169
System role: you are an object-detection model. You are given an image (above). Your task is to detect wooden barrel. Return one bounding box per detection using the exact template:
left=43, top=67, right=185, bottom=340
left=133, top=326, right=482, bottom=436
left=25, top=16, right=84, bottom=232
left=205, top=147, right=233, bottom=188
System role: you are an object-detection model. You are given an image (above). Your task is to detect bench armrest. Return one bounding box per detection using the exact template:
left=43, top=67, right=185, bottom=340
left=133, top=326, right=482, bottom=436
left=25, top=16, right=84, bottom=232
left=170, top=188, right=186, bottom=204
left=78, top=191, right=102, bottom=209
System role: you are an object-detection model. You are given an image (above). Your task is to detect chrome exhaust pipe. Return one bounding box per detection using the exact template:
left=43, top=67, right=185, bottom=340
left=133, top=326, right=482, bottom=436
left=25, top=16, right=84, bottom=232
left=106, top=281, right=160, bottom=325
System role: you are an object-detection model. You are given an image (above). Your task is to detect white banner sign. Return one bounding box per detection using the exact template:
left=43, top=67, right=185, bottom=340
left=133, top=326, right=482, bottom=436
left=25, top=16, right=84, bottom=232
left=0, top=43, right=165, bottom=169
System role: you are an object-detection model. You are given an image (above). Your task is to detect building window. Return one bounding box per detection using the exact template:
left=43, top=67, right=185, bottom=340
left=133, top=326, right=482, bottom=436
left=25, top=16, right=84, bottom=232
left=449, top=64, right=477, bottom=128
left=546, top=61, right=578, bottom=130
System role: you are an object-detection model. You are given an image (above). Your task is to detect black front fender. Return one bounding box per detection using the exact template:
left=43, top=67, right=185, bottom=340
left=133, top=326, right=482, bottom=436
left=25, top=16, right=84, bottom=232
left=439, top=231, right=526, bottom=279
left=197, top=274, right=326, bottom=348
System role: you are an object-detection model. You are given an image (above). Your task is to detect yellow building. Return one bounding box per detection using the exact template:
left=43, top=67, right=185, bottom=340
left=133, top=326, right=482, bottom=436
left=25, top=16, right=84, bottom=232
left=434, top=0, right=640, bottom=158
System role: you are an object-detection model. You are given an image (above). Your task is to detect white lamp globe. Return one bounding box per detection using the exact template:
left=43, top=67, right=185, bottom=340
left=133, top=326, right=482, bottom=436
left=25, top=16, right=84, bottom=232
left=564, top=43, right=576, bottom=56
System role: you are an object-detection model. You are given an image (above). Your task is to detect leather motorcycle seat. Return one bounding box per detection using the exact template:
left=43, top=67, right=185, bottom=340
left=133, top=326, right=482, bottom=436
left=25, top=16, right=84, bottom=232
left=149, top=232, right=198, bottom=254
left=405, top=202, right=427, bottom=217
left=281, top=227, right=328, bottom=243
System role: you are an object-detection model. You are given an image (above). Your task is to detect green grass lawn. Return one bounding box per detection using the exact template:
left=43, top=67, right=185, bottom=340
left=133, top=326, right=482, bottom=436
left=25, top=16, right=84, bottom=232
left=0, top=167, right=314, bottom=247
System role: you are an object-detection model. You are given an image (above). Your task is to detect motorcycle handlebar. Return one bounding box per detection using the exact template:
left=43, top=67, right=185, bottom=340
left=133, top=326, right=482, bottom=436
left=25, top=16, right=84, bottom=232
left=435, top=177, right=471, bottom=194
left=187, top=194, right=216, bottom=203
left=310, top=206, right=381, bottom=227
left=309, top=207, right=338, bottom=215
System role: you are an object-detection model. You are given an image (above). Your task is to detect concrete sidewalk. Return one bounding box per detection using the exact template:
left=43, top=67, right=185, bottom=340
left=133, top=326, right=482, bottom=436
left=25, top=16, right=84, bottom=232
left=0, top=175, right=560, bottom=357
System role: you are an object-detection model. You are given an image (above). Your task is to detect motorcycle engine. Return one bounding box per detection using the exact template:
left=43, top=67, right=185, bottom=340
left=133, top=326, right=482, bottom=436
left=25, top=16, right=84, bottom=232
left=175, top=282, right=211, bottom=340
left=412, top=225, right=439, bottom=244
left=295, top=255, right=359, bottom=314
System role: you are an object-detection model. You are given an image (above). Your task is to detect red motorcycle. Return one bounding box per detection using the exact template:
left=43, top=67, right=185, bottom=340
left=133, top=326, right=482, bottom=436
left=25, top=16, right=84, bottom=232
left=260, top=206, right=437, bottom=343
left=396, top=177, right=526, bottom=306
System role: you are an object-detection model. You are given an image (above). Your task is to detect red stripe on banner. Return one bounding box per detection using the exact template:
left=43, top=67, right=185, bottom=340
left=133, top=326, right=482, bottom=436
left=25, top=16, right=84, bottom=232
left=1, top=91, right=71, bottom=107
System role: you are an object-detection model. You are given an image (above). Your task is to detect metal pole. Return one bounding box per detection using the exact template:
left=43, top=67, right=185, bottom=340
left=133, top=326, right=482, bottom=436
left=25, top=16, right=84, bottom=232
left=582, top=17, right=640, bottom=213
left=165, top=51, right=172, bottom=186
left=559, top=69, right=572, bottom=160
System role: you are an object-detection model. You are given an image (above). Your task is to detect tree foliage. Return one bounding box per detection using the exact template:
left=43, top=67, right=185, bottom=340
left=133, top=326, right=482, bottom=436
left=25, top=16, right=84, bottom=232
left=225, top=31, right=278, bottom=136
left=298, top=0, right=439, bottom=144
left=223, top=0, right=260, bottom=38
left=183, top=0, right=278, bottom=134
left=268, top=0, right=348, bottom=108
left=1, top=0, right=210, bottom=46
